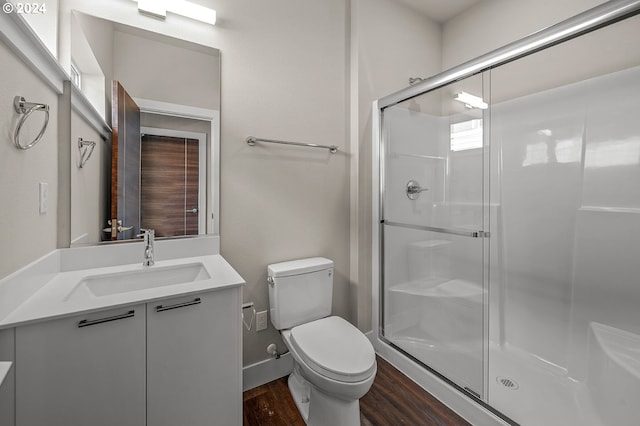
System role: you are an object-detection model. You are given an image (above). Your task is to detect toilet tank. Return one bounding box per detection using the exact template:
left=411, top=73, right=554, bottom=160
left=267, top=257, right=334, bottom=330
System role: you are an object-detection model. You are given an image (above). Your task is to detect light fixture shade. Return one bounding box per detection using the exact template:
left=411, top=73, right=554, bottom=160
left=137, top=0, right=167, bottom=19
left=132, top=0, right=216, bottom=26
left=454, top=91, right=488, bottom=109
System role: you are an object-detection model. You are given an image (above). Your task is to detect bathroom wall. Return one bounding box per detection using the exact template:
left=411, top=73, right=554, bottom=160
left=73, top=11, right=114, bottom=121
left=20, top=0, right=59, bottom=58
left=70, top=109, right=106, bottom=245
left=212, top=0, right=350, bottom=366
left=112, top=29, right=220, bottom=111
left=0, top=41, right=59, bottom=279
left=351, top=0, right=441, bottom=332
left=441, top=0, right=609, bottom=70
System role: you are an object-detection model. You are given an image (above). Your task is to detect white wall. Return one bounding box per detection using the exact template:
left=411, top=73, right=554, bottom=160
left=113, top=29, right=220, bottom=110
left=441, top=0, right=608, bottom=70
left=73, top=12, right=114, bottom=120
left=70, top=109, right=106, bottom=245
left=0, top=41, right=59, bottom=279
left=352, top=0, right=441, bottom=331
left=212, top=0, right=350, bottom=366
left=20, top=0, right=59, bottom=58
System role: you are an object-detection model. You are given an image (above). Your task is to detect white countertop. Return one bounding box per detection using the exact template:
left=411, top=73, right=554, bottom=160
left=0, top=362, right=11, bottom=388
left=0, top=251, right=244, bottom=330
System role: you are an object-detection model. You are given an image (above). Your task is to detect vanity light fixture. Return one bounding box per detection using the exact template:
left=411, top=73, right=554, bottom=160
left=454, top=91, right=488, bottom=109
left=133, top=0, right=217, bottom=26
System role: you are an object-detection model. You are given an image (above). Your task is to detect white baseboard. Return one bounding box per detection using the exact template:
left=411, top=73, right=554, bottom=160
left=70, top=233, right=89, bottom=245
left=243, top=353, right=293, bottom=392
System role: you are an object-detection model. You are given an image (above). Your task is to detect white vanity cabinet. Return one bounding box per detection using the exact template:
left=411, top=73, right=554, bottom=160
left=10, top=286, right=242, bottom=426
left=15, top=305, right=147, bottom=426
left=146, top=288, right=242, bottom=426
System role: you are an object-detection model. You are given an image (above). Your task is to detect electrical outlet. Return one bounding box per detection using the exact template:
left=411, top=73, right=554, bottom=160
left=39, top=182, right=48, bottom=214
left=256, top=310, right=268, bottom=331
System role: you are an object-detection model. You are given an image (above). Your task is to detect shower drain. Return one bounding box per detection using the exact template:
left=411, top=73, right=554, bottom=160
left=496, top=376, right=519, bottom=390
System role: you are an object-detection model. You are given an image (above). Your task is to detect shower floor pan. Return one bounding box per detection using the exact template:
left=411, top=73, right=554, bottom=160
left=490, top=323, right=640, bottom=425
left=387, top=327, right=639, bottom=424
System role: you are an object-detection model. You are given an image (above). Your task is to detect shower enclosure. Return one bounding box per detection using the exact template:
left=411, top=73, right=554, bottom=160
left=373, top=1, right=640, bottom=424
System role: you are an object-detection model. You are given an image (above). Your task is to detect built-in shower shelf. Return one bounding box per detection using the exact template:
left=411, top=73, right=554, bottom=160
left=409, top=239, right=451, bottom=249
left=390, top=278, right=485, bottom=299
left=389, top=152, right=447, bottom=161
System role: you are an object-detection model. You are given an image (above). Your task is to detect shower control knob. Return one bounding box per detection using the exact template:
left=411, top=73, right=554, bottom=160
left=406, top=180, right=429, bottom=200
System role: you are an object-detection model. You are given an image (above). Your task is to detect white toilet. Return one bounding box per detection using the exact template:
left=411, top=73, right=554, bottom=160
left=267, top=257, right=377, bottom=426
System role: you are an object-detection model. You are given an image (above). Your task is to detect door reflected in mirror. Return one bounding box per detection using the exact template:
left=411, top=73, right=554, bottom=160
left=69, top=11, right=220, bottom=245
left=140, top=131, right=206, bottom=238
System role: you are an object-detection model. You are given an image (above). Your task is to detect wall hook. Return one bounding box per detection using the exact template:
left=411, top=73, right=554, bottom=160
left=78, top=137, right=96, bottom=168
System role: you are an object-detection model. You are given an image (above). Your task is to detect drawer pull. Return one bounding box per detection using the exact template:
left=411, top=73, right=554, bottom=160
left=78, top=310, right=135, bottom=328
left=156, top=297, right=201, bottom=313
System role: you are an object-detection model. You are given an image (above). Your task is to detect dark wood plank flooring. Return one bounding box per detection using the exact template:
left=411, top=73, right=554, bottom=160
left=243, top=356, right=470, bottom=426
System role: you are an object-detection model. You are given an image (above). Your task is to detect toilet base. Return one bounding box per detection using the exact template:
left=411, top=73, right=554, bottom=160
left=288, top=365, right=361, bottom=426
left=288, top=365, right=311, bottom=422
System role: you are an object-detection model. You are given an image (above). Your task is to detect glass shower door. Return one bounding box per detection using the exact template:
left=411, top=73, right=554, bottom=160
left=379, top=73, right=489, bottom=398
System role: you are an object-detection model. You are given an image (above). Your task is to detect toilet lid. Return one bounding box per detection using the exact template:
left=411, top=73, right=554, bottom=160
left=290, top=316, right=376, bottom=383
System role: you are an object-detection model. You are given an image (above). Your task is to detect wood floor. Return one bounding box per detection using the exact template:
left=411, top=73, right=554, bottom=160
left=243, top=356, right=470, bottom=426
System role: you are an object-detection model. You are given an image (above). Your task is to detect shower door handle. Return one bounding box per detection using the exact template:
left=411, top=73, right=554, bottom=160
left=406, top=180, right=429, bottom=200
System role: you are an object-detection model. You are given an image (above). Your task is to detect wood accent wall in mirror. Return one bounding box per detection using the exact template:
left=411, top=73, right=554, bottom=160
left=69, top=11, right=220, bottom=246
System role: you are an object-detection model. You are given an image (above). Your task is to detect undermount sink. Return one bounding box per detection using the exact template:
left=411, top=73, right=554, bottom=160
left=65, top=263, right=210, bottom=300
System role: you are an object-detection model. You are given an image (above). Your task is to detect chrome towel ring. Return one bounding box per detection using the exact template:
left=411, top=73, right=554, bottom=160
left=13, top=96, right=50, bottom=150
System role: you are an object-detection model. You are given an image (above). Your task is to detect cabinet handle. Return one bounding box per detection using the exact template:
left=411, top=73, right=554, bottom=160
left=155, top=297, right=201, bottom=313
left=78, top=310, right=135, bottom=328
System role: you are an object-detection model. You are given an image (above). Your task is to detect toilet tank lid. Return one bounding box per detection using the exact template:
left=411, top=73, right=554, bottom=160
left=268, top=257, right=333, bottom=278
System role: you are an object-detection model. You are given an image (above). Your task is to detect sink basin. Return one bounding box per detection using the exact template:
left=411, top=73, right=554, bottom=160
left=65, top=263, right=210, bottom=300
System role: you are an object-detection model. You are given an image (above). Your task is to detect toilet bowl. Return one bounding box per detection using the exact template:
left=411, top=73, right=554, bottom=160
left=282, top=317, right=376, bottom=426
left=267, top=258, right=377, bottom=426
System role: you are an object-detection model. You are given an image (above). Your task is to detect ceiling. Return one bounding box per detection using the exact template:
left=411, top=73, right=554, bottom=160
left=392, top=0, right=483, bottom=23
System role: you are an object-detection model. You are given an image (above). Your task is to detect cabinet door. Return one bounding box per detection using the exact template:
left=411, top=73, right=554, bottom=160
left=0, top=328, right=15, bottom=426
left=147, top=288, right=241, bottom=426
left=15, top=305, right=146, bottom=426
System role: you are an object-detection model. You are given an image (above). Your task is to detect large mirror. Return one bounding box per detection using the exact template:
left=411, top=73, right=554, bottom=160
left=68, top=11, right=220, bottom=246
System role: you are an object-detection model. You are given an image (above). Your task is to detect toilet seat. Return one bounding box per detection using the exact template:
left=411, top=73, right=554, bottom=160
left=289, top=316, right=376, bottom=383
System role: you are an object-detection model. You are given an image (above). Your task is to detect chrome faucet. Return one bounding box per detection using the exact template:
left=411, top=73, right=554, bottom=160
left=137, top=229, right=155, bottom=267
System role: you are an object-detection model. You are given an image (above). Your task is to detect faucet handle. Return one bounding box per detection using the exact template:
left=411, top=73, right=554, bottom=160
left=137, top=228, right=155, bottom=238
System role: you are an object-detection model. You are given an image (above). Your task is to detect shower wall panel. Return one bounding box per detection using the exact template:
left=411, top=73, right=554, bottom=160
left=567, top=65, right=640, bottom=381
left=490, top=83, right=586, bottom=368
left=491, top=61, right=640, bottom=380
